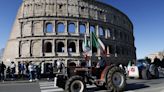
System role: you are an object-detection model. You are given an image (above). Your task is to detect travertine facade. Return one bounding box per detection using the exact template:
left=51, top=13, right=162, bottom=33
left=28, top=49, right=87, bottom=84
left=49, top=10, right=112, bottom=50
left=147, top=51, right=164, bottom=62
left=3, top=0, right=136, bottom=73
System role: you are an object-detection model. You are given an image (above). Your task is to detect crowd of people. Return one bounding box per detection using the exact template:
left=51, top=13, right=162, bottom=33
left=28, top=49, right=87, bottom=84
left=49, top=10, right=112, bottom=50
left=146, top=56, right=164, bottom=67
left=0, top=61, right=62, bottom=82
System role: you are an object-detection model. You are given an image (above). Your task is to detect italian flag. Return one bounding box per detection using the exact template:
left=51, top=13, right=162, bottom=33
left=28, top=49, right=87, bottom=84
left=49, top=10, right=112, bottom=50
left=82, top=32, right=106, bottom=56
left=91, top=32, right=106, bottom=56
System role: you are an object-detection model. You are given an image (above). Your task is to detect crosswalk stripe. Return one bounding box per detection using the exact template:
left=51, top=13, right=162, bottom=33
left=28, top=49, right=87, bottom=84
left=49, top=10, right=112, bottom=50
left=39, top=81, right=63, bottom=92
left=39, top=81, right=106, bottom=92
left=39, top=81, right=113, bottom=92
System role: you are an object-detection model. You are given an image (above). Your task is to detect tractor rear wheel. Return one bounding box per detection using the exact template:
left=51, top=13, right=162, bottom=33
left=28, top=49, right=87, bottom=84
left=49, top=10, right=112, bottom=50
left=65, top=76, right=86, bottom=92
left=106, top=66, right=126, bottom=92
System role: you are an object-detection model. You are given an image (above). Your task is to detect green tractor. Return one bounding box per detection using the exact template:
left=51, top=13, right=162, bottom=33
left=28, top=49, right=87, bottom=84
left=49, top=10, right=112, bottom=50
left=55, top=60, right=126, bottom=92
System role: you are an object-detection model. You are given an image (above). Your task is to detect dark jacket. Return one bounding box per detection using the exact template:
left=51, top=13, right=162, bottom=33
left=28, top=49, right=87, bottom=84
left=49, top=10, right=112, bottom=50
left=0, top=63, right=6, bottom=73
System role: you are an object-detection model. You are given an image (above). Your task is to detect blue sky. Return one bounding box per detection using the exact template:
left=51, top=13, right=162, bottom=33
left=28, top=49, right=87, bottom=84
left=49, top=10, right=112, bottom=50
left=0, top=0, right=164, bottom=59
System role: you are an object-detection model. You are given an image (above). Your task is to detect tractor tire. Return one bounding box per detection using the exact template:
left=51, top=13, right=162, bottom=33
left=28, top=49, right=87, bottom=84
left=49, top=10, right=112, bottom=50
left=65, top=76, right=86, bottom=92
left=106, top=66, right=126, bottom=92
left=141, top=69, right=151, bottom=80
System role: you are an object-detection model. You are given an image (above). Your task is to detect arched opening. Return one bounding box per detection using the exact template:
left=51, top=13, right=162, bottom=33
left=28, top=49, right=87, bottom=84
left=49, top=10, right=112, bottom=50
left=116, top=46, right=120, bottom=55
left=79, top=40, right=83, bottom=53
left=114, top=30, right=119, bottom=39
left=99, top=27, right=105, bottom=36
left=122, top=47, right=125, bottom=55
left=68, top=23, right=75, bottom=33
left=109, top=45, right=114, bottom=54
left=44, top=42, right=52, bottom=53
left=80, top=24, right=86, bottom=34
left=46, top=23, right=53, bottom=33
left=92, top=46, right=97, bottom=53
left=57, top=42, right=64, bottom=52
left=68, top=42, right=76, bottom=52
left=120, top=32, right=123, bottom=39
left=68, top=62, right=76, bottom=67
left=90, top=26, right=95, bottom=33
left=57, top=23, right=65, bottom=33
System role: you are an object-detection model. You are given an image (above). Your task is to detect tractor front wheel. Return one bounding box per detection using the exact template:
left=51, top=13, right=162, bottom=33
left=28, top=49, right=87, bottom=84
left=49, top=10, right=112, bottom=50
left=106, top=67, right=126, bottom=92
left=65, top=76, right=86, bottom=92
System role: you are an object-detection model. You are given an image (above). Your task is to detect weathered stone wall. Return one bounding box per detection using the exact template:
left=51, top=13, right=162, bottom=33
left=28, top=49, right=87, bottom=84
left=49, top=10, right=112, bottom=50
left=3, top=0, right=136, bottom=73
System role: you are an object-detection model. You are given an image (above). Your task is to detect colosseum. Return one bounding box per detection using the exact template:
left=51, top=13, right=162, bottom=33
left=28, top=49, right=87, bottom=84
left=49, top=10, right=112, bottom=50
left=3, top=0, right=136, bottom=73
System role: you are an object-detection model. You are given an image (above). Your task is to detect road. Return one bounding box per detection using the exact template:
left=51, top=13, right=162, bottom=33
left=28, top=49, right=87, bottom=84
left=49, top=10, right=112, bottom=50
left=39, top=78, right=164, bottom=92
left=0, top=81, right=40, bottom=92
left=126, top=78, right=164, bottom=92
left=1, top=78, right=164, bottom=92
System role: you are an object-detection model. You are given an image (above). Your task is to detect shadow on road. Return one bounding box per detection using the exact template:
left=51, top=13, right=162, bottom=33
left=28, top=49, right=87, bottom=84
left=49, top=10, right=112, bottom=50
left=125, top=83, right=150, bottom=91
left=86, top=83, right=150, bottom=92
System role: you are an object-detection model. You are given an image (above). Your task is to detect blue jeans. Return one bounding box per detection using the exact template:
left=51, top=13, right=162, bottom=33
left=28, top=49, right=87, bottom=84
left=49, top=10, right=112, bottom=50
left=29, top=71, right=34, bottom=80
left=0, top=72, right=5, bottom=80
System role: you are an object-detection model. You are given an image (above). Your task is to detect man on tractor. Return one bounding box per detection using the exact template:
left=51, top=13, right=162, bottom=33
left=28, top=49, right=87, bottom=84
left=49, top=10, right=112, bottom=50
left=96, top=56, right=106, bottom=69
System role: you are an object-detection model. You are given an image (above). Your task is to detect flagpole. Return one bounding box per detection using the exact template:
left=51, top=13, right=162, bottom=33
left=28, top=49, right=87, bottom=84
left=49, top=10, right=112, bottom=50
left=89, top=32, right=92, bottom=67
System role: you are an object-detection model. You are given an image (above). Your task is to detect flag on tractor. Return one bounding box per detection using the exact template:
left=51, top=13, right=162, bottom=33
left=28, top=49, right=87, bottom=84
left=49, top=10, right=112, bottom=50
left=82, top=34, right=92, bottom=56
left=127, top=61, right=132, bottom=71
left=91, top=32, right=106, bottom=56
left=82, top=32, right=106, bottom=57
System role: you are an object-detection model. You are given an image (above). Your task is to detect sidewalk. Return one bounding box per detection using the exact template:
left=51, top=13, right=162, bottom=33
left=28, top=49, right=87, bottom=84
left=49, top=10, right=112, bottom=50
left=0, top=78, right=54, bottom=84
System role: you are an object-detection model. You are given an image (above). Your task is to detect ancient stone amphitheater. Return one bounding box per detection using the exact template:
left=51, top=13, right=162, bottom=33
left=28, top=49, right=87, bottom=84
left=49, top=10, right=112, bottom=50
left=3, top=0, right=136, bottom=73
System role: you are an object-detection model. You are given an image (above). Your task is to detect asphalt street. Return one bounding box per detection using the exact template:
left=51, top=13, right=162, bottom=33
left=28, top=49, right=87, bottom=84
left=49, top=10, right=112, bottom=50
left=0, top=81, right=40, bottom=92
left=1, top=78, right=164, bottom=92
left=126, top=78, right=164, bottom=92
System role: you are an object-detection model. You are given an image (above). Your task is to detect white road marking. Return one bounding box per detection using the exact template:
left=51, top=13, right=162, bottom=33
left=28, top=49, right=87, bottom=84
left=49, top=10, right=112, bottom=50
left=39, top=81, right=140, bottom=92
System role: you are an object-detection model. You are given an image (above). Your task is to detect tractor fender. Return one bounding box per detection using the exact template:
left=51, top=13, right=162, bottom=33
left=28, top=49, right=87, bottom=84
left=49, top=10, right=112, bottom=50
left=99, top=64, right=116, bottom=82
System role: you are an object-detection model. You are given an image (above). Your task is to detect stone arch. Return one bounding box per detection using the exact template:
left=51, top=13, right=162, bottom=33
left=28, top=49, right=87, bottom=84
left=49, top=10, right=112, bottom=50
left=90, top=25, right=95, bottom=33
left=67, top=59, right=77, bottom=67
left=114, top=29, right=119, bottom=39
left=44, top=42, right=52, bottom=53
left=79, top=40, right=83, bottom=53
left=80, top=24, right=86, bottom=34
left=99, top=27, right=105, bottom=36
left=57, top=42, right=65, bottom=52
left=119, top=32, right=122, bottom=39
left=57, top=22, right=65, bottom=33
left=116, top=46, right=120, bottom=55
left=45, top=23, right=53, bottom=33
left=68, top=41, right=76, bottom=52
left=68, top=62, right=76, bottom=67
left=68, top=23, right=76, bottom=33
left=108, top=45, right=114, bottom=54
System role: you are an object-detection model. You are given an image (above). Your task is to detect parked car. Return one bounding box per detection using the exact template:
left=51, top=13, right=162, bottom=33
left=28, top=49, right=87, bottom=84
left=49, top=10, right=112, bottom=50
left=128, top=59, right=159, bottom=80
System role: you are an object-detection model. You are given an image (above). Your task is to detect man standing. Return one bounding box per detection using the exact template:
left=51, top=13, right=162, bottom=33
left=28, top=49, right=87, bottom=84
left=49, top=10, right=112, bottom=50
left=0, top=62, right=6, bottom=82
left=28, top=61, right=34, bottom=82
left=10, top=61, right=16, bottom=80
left=20, top=62, right=25, bottom=78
